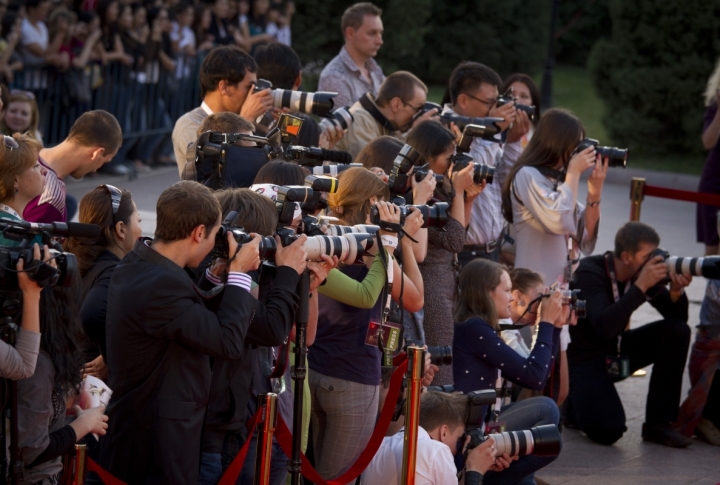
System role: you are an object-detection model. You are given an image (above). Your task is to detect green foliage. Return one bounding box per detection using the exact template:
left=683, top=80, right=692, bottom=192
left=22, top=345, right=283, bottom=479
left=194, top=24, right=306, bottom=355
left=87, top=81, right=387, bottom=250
left=292, top=0, right=551, bottom=89
left=555, top=0, right=611, bottom=67
left=589, top=0, right=720, bottom=155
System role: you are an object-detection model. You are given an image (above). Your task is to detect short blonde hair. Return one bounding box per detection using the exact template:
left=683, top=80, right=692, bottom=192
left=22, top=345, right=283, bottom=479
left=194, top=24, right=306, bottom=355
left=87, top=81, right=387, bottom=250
left=327, top=167, right=389, bottom=225
left=705, top=57, right=720, bottom=106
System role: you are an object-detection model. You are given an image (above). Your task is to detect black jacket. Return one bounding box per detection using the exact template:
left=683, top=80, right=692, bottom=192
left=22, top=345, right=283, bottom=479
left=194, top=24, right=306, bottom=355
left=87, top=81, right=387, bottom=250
left=80, top=249, right=120, bottom=361
left=98, top=240, right=256, bottom=485
left=202, top=264, right=299, bottom=452
left=568, top=253, right=689, bottom=363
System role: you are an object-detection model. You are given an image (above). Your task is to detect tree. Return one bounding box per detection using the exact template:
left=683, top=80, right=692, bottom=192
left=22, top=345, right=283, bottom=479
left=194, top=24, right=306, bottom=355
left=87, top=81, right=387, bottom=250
left=589, top=0, right=720, bottom=154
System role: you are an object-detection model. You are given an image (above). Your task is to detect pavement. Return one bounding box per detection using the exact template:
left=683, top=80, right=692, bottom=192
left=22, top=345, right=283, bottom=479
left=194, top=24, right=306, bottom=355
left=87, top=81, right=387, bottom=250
left=66, top=166, right=720, bottom=485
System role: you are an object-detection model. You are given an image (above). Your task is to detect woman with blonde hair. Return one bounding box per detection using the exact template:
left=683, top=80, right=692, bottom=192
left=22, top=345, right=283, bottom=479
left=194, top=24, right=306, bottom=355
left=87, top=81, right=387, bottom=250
left=309, top=166, right=425, bottom=483
left=0, top=90, right=43, bottom=143
left=697, top=59, right=720, bottom=255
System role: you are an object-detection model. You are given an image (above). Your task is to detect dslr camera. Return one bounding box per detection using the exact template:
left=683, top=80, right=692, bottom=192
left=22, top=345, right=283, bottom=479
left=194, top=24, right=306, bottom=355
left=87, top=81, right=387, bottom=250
left=369, top=202, right=450, bottom=230
left=253, top=78, right=338, bottom=118
left=649, top=248, right=720, bottom=284
left=560, top=289, right=586, bottom=319
left=575, top=138, right=628, bottom=168
left=451, top=124, right=496, bottom=185
left=460, top=389, right=562, bottom=457
left=496, top=87, right=536, bottom=120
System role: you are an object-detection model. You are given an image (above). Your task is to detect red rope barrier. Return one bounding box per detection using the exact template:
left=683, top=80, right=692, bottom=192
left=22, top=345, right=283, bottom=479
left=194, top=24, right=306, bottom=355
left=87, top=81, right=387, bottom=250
left=86, top=458, right=127, bottom=485
left=218, top=408, right=263, bottom=485
left=274, top=359, right=409, bottom=485
left=644, top=185, right=720, bottom=207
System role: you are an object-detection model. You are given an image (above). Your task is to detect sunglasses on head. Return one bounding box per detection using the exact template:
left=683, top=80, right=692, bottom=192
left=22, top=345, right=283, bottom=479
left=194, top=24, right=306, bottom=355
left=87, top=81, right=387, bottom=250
left=102, top=184, right=122, bottom=215
left=3, top=135, right=18, bottom=150
left=10, top=89, right=36, bottom=101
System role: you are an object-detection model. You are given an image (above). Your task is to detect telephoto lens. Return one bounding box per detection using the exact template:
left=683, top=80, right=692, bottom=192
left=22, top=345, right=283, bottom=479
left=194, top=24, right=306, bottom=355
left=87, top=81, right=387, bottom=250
left=451, top=156, right=495, bottom=185
left=425, top=385, right=455, bottom=393
left=319, top=107, right=354, bottom=133
left=304, top=233, right=374, bottom=264
left=486, top=424, right=561, bottom=457
left=653, top=247, right=720, bottom=280
left=312, top=163, right=362, bottom=177
left=325, top=224, right=380, bottom=236
left=271, top=89, right=337, bottom=118
left=427, top=345, right=452, bottom=366
left=408, top=202, right=450, bottom=229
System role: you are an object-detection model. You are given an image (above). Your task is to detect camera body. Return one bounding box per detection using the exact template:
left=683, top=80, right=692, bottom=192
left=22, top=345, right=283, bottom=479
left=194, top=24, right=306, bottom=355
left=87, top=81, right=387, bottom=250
left=388, top=144, right=423, bottom=194
left=427, top=345, right=452, bottom=366
left=413, top=164, right=444, bottom=184
left=450, top=124, right=497, bottom=185
left=411, top=102, right=442, bottom=123
left=576, top=138, right=628, bottom=168
left=440, top=115, right=504, bottom=137
left=496, top=88, right=536, bottom=120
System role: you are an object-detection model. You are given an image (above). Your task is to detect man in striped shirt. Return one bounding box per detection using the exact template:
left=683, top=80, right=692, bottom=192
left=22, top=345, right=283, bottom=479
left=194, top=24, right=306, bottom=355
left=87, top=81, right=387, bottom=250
left=24, top=110, right=122, bottom=223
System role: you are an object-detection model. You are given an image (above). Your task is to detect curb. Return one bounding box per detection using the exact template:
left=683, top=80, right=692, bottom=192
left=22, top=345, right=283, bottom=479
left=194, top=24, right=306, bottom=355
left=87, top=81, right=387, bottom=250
left=582, top=167, right=701, bottom=191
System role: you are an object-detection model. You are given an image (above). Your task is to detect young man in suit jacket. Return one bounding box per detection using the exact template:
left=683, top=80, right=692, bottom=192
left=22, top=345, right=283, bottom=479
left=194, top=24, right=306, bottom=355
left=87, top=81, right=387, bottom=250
left=99, top=181, right=262, bottom=484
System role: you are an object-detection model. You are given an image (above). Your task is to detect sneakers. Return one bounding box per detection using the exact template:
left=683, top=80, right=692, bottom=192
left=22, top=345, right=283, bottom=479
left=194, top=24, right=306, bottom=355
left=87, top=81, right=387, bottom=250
left=696, top=417, right=720, bottom=446
left=642, top=422, right=693, bottom=448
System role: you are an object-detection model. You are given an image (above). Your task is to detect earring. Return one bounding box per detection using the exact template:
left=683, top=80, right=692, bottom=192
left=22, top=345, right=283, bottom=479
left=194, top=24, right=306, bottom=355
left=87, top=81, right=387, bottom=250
left=14, top=188, right=18, bottom=194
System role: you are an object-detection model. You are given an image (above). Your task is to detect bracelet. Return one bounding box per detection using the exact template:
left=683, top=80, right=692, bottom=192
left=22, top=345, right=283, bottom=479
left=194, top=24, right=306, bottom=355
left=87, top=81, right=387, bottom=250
left=586, top=199, right=601, bottom=208
left=380, top=235, right=399, bottom=249
left=464, top=470, right=484, bottom=485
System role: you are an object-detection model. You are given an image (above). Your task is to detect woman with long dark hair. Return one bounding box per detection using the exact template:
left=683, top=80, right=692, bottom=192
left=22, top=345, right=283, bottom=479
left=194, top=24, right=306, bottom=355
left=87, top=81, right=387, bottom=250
left=17, top=280, right=109, bottom=483
left=453, top=259, right=564, bottom=485
left=405, top=120, right=483, bottom=384
left=502, top=73, right=542, bottom=132
left=64, top=185, right=142, bottom=378
left=501, top=108, right=606, bottom=288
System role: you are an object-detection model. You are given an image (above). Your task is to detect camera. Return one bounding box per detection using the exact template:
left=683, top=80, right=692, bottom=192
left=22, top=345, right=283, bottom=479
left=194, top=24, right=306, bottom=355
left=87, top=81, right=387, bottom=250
left=411, top=101, right=442, bottom=122
left=460, top=388, right=562, bottom=457
left=325, top=224, right=379, bottom=236
left=496, top=87, right=536, bottom=120
left=284, top=145, right=353, bottom=167
left=649, top=248, right=720, bottom=282
left=413, top=164, right=444, bottom=184
left=388, top=144, right=423, bottom=194
left=212, top=211, right=276, bottom=260
left=440, top=114, right=504, bottom=137
left=576, top=138, right=628, bottom=168
left=450, top=124, right=496, bottom=185
left=369, top=202, right=449, bottom=230
left=560, top=289, right=586, bottom=319
left=319, top=107, right=354, bottom=133
left=427, top=345, right=452, bottom=366
left=312, top=163, right=362, bottom=177
left=253, top=78, right=338, bottom=118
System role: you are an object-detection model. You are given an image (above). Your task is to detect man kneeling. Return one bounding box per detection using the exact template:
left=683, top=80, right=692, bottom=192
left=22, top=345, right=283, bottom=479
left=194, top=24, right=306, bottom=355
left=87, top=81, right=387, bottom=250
left=363, top=391, right=508, bottom=485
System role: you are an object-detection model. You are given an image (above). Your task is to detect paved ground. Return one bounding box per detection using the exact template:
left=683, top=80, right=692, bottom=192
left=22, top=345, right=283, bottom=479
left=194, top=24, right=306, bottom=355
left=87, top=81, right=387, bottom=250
left=66, top=166, right=720, bottom=484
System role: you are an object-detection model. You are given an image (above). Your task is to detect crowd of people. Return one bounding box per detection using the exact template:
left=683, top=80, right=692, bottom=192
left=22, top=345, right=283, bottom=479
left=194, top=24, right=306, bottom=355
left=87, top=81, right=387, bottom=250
left=0, top=1, right=719, bottom=485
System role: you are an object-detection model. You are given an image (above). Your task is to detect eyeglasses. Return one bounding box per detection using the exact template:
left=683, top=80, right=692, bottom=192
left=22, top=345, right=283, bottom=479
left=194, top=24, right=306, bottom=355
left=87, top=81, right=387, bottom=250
left=10, top=89, right=36, bottom=101
left=465, top=92, right=497, bottom=107
left=3, top=135, right=18, bottom=150
left=402, top=100, right=423, bottom=113
left=102, top=184, right=122, bottom=215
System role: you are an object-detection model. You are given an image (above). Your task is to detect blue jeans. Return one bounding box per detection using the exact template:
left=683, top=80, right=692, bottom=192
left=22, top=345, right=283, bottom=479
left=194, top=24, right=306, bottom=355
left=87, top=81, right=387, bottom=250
left=483, top=396, right=561, bottom=485
left=198, top=432, right=288, bottom=485
left=199, top=452, right=223, bottom=485
left=235, top=433, right=288, bottom=485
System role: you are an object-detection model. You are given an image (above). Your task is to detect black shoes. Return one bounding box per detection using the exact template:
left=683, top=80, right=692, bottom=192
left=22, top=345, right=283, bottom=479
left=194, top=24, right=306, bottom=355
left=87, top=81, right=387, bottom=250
left=641, top=422, right=693, bottom=448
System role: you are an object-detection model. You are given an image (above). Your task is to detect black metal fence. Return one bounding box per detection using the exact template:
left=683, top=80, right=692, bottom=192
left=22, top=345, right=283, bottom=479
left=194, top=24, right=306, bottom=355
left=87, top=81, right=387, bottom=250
left=8, top=55, right=203, bottom=149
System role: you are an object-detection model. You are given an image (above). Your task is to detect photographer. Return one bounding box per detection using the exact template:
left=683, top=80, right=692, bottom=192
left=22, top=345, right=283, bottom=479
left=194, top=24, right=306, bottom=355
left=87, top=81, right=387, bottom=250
left=453, top=259, right=564, bottom=484
left=407, top=120, right=483, bottom=384
left=356, top=135, right=403, bottom=182
left=200, top=188, right=318, bottom=485
left=98, top=181, right=261, bottom=484
left=363, top=391, right=504, bottom=485
left=318, top=2, right=385, bottom=109
left=336, top=71, right=438, bottom=158
left=63, top=185, right=143, bottom=380
left=309, top=167, right=424, bottom=482
left=442, top=62, right=530, bottom=265
left=172, top=45, right=273, bottom=175
left=567, top=222, right=693, bottom=448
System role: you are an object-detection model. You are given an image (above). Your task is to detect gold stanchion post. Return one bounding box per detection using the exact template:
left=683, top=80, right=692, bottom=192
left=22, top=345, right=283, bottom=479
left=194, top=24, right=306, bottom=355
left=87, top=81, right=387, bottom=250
left=254, top=393, right=278, bottom=485
left=629, top=177, right=646, bottom=221
left=62, top=444, right=86, bottom=485
left=401, top=346, right=425, bottom=485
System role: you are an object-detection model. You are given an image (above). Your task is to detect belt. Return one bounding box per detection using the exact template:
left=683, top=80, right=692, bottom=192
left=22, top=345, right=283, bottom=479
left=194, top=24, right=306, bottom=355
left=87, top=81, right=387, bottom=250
left=463, top=240, right=499, bottom=254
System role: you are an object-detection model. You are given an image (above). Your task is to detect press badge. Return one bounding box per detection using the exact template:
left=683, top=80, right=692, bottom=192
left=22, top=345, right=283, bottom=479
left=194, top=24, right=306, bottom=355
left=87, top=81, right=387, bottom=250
left=605, top=355, right=630, bottom=379
left=365, top=320, right=402, bottom=352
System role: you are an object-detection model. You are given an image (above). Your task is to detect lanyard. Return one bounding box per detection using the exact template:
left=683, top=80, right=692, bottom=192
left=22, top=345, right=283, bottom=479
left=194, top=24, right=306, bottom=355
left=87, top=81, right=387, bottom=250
left=604, top=252, right=625, bottom=355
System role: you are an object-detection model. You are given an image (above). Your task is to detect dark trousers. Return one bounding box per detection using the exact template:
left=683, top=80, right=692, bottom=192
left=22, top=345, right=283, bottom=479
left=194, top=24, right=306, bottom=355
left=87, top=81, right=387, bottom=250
left=457, top=246, right=500, bottom=268
left=567, top=318, right=690, bottom=445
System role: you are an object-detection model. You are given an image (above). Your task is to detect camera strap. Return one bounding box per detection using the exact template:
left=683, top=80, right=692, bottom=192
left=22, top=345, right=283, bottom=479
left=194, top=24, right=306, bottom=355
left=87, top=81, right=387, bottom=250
left=359, top=93, right=398, bottom=132
left=376, top=231, right=397, bottom=366
left=604, top=252, right=626, bottom=356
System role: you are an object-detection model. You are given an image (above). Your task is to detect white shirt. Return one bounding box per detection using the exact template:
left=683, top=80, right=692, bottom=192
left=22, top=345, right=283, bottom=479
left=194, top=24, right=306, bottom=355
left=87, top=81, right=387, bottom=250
left=362, top=427, right=458, bottom=485
left=21, top=18, right=48, bottom=50
left=440, top=104, right=522, bottom=246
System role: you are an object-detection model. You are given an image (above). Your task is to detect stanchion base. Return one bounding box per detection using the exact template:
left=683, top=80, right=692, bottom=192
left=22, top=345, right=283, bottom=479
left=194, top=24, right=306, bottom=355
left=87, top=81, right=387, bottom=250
left=632, top=369, right=647, bottom=377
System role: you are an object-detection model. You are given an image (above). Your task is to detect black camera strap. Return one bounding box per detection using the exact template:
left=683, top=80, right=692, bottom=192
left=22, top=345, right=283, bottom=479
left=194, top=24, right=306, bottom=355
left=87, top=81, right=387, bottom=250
left=604, top=252, right=626, bottom=356
left=359, top=93, right=398, bottom=132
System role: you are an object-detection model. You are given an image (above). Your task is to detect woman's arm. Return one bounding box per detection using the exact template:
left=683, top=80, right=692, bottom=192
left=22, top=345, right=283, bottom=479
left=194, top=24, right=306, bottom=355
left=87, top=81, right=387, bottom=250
left=317, top=252, right=387, bottom=308
left=73, top=29, right=102, bottom=68
left=392, top=236, right=424, bottom=312
left=702, top=99, right=720, bottom=150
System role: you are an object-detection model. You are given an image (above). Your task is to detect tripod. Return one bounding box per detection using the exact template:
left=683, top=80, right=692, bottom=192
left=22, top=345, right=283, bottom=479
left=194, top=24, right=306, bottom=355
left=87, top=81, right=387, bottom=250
left=288, top=270, right=309, bottom=485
